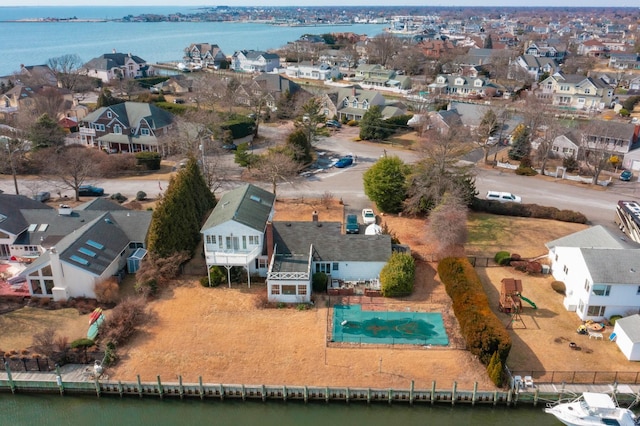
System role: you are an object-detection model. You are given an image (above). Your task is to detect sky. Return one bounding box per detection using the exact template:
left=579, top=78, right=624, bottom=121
left=1, top=1, right=639, bottom=7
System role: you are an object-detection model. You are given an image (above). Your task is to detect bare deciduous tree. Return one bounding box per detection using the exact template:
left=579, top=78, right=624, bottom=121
left=367, top=33, right=403, bottom=68
left=428, top=193, right=468, bottom=259
left=47, top=53, right=85, bottom=91
left=251, top=149, right=302, bottom=197
left=41, top=145, right=104, bottom=201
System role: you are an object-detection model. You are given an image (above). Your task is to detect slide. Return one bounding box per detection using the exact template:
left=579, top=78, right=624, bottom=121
left=520, top=295, right=537, bottom=309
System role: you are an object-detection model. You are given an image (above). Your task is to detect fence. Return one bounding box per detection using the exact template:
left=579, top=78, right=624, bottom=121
left=0, top=353, right=103, bottom=373
left=509, top=370, right=640, bottom=385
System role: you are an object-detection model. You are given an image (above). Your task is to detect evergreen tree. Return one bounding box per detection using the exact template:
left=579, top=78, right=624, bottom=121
left=28, top=113, right=66, bottom=150
left=286, top=129, right=312, bottom=164
left=359, top=105, right=393, bottom=141
left=293, top=98, right=325, bottom=145
left=363, top=156, right=409, bottom=213
left=484, top=34, right=493, bottom=49
left=508, top=124, right=531, bottom=160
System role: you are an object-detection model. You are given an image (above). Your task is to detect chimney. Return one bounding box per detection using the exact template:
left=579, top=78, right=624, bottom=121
left=312, top=210, right=318, bottom=222
left=266, top=221, right=274, bottom=263
left=352, top=86, right=356, bottom=96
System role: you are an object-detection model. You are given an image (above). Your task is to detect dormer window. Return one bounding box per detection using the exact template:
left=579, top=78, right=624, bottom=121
left=352, top=99, right=358, bottom=108
left=343, top=99, right=349, bottom=108
left=141, top=128, right=150, bottom=136
left=474, top=79, right=482, bottom=87
left=455, top=78, right=464, bottom=86
left=114, top=124, right=122, bottom=134
left=362, top=100, right=369, bottom=109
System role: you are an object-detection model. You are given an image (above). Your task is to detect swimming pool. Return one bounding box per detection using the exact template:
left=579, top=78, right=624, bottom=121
left=332, top=304, right=449, bottom=346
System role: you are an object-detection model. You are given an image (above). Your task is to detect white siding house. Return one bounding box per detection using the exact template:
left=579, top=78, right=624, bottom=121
left=612, top=314, right=640, bottom=361
left=200, top=184, right=275, bottom=286
left=546, top=226, right=640, bottom=321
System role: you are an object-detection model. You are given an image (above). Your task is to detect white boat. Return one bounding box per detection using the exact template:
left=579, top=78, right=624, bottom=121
left=544, top=392, right=639, bottom=426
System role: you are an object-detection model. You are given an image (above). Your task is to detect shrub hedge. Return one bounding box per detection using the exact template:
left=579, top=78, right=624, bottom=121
left=437, top=257, right=512, bottom=368
left=494, top=251, right=511, bottom=265
left=380, top=252, right=415, bottom=297
left=471, top=198, right=587, bottom=224
left=135, top=152, right=161, bottom=170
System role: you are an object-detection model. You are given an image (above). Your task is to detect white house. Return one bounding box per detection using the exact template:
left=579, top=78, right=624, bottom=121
left=231, top=50, right=280, bottom=73
left=268, top=221, right=392, bottom=303
left=1, top=195, right=151, bottom=301
left=81, top=51, right=154, bottom=83
left=612, top=314, right=640, bottom=361
left=200, top=184, right=275, bottom=286
left=546, top=226, right=640, bottom=321
left=285, top=61, right=340, bottom=81
left=200, top=184, right=393, bottom=303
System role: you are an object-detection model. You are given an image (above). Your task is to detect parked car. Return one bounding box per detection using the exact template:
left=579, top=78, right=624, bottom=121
left=620, top=170, right=633, bottom=181
left=33, top=191, right=50, bottom=202
left=326, top=120, right=342, bottom=129
left=173, top=98, right=185, bottom=104
left=362, top=208, right=376, bottom=225
left=485, top=191, right=521, bottom=203
left=345, top=214, right=359, bottom=234
left=78, top=185, right=105, bottom=196
left=334, top=156, right=353, bottom=168
left=222, top=144, right=237, bottom=151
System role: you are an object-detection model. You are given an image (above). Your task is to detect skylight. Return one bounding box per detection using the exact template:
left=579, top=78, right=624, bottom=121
left=86, top=240, right=104, bottom=250
left=28, top=224, right=37, bottom=232
left=0, top=214, right=6, bottom=223
left=38, top=224, right=48, bottom=232
left=70, top=255, right=89, bottom=266
left=78, top=247, right=97, bottom=258
left=250, top=195, right=262, bottom=203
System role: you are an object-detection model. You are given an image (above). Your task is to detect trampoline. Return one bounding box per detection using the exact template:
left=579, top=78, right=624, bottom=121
left=332, top=304, right=449, bottom=346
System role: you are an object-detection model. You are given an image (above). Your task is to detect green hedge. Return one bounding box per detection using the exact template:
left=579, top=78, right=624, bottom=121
left=221, top=115, right=255, bottom=139
left=380, top=252, right=415, bottom=297
left=494, top=251, right=511, bottom=265
left=135, top=152, right=161, bottom=170
left=471, top=198, right=587, bottom=224
left=312, top=272, right=328, bottom=293
left=437, top=257, right=512, bottom=368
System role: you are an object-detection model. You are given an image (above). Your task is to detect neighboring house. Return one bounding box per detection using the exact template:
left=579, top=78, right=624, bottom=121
left=352, top=64, right=412, bottom=90
left=515, top=55, right=559, bottom=80
left=0, top=195, right=151, bottom=301
left=200, top=184, right=276, bottom=286
left=285, top=61, right=340, bottom=81
left=17, top=64, right=58, bottom=86
left=612, top=314, right=640, bottom=361
left=331, top=86, right=404, bottom=121
left=0, top=84, right=84, bottom=121
left=150, top=75, right=194, bottom=95
left=431, top=109, right=464, bottom=134
left=235, top=74, right=301, bottom=112
left=537, top=72, right=614, bottom=111
left=608, top=53, right=640, bottom=71
left=581, top=120, right=640, bottom=157
left=524, top=42, right=563, bottom=59
left=183, top=43, right=227, bottom=69
left=417, top=39, right=455, bottom=59
left=545, top=225, right=640, bottom=321
left=79, top=101, right=175, bottom=153
left=231, top=50, right=280, bottom=73
left=81, top=51, right=155, bottom=83
left=577, top=39, right=606, bottom=57
left=549, top=132, right=581, bottom=159
left=430, top=74, right=500, bottom=98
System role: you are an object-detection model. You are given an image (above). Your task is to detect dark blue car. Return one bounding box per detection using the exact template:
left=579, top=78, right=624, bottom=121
left=334, top=156, right=353, bottom=168
left=78, top=185, right=104, bottom=196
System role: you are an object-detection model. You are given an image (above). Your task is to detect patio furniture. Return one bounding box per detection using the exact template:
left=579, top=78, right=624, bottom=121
left=588, top=331, right=604, bottom=340
left=524, top=375, right=534, bottom=388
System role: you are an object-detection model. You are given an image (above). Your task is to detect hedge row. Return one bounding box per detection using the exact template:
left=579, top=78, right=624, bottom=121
left=437, top=257, right=512, bottom=370
left=471, top=198, right=587, bottom=224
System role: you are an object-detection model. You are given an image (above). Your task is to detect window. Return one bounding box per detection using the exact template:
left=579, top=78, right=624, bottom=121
left=584, top=88, right=590, bottom=94
left=107, top=111, right=112, bottom=118
left=226, top=237, right=231, bottom=249
left=271, top=285, right=280, bottom=295
left=592, top=285, right=611, bottom=296
left=140, top=128, right=150, bottom=136
left=315, top=263, right=331, bottom=273
left=114, top=124, right=122, bottom=134
left=298, top=285, right=307, bottom=295
left=587, top=305, right=606, bottom=317
left=218, top=236, right=223, bottom=249
left=242, top=236, right=247, bottom=250
left=578, top=300, right=584, bottom=313
left=255, top=258, right=268, bottom=269
left=87, top=240, right=104, bottom=250
left=352, top=100, right=357, bottom=108
left=584, top=279, right=590, bottom=292
left=30, top=279, right=43, bottom=295
left=637, top=286, right=640, bottom=295
left=206, top=235, right=216, bottom=245
left=282, top=285, right=296, bottom=295
left=249, top=236, right=259, bottom=245
left=129, top=242, right=144, bottom=249
left=332, top=263, right=339, bottom=271
left=93, top=123, right=105, bottom=132
left=563, top=265, right=569, bottom=274
left=44, top=280, right=54, bottom=295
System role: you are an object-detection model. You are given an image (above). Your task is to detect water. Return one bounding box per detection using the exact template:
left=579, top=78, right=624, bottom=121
left=0, top=393, right=560, bottom=425
left=0, top=6, right=386, bottom=77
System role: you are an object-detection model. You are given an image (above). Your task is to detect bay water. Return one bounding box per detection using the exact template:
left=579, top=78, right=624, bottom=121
left=0, top=6, right=386, bottom=77
left=0, top=392, right=559, bottom=425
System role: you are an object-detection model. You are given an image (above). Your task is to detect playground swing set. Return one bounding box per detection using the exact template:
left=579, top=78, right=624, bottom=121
left=498, top=278, right=537, bottom=329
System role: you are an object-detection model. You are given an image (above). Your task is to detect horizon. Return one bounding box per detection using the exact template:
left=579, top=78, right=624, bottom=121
left=1, top=2, right=640, bottom=8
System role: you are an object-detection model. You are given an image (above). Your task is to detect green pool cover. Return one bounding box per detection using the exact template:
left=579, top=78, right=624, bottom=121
left=332, top=304, right=449, bottom=345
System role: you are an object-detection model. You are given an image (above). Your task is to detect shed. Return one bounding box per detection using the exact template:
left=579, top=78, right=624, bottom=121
left=127, top=248, right=147, bottom=273
left=612, top=314, right=640, bottom=361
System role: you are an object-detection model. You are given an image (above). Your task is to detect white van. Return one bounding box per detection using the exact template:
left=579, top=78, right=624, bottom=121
left=485, top=191, right=521, bottom=203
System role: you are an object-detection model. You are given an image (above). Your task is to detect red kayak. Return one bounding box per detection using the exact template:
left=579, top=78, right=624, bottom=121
left=89, top=307, right=103, bottom=325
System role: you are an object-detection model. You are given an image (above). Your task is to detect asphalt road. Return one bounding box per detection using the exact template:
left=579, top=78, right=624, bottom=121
left=2, top=124, right=639, bottom=236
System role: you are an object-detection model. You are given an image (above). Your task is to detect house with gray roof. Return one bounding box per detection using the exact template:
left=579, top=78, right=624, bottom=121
left=79, top=101, right=175, bottom=154
left=545, top=225, right=640, bottom=321
left=81, top=51, right=154, bottom=83
left=200, top=184, right=393, bottom=302
left=612, top=314, right=640, bottom=361
left=331, top=86, right=404, bottom=122
left=231, top=50, right=280, bottom=73
left=431, top=74, right=500, bottom=99
left=183, top=43, right=227, bottom=69
left=538, top=71, right=614, bottom=111
left=0, top=194, right=151, bottom=301
left=515, top=55, right=559, bottom=81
